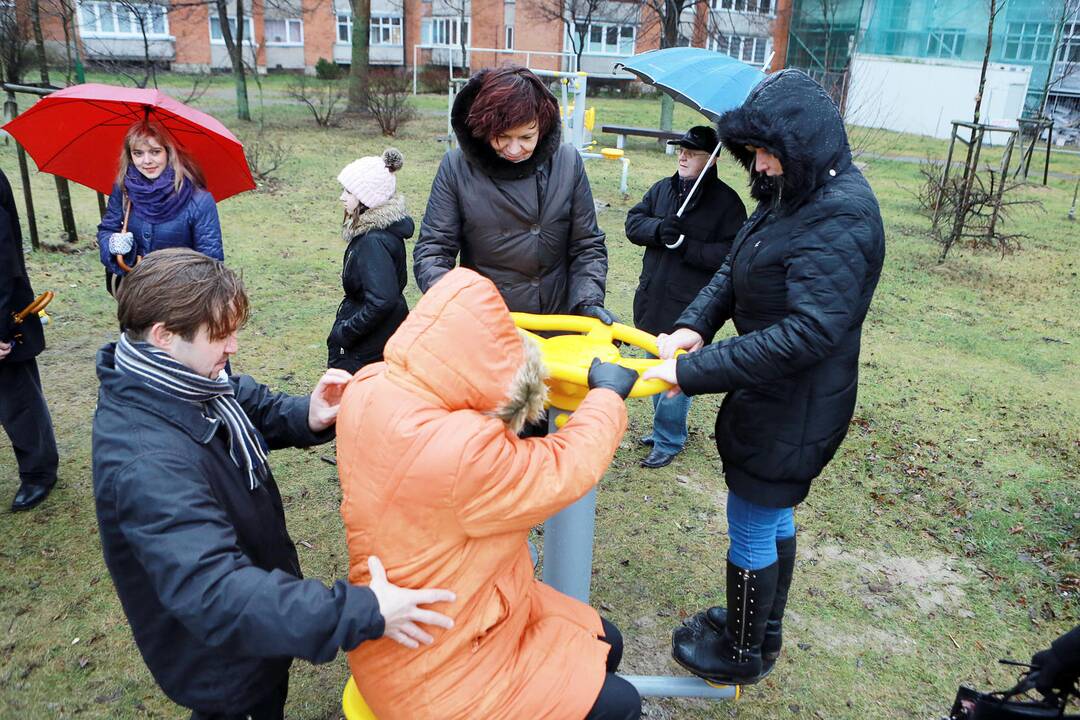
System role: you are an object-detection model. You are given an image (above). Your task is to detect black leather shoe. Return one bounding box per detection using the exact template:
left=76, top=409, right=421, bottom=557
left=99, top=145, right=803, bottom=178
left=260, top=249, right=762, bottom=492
left=639, top=435, right=654, bottom=447
left=640, top=448, right=677, bottom=468
left=11, top=483, right=53, bottom=512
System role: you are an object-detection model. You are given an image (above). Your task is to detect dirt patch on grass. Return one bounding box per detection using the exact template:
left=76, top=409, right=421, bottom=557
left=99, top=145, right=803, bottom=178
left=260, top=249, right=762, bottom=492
left=805, top=543, right=971, bottom=616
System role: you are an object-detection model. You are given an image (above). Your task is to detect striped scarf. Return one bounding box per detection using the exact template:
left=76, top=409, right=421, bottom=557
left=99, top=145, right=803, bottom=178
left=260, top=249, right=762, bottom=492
left=114, top=333, right=269, bottom=490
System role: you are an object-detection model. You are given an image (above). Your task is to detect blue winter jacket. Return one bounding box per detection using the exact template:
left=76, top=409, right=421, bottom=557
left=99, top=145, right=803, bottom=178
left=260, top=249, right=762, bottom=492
left=96, top=184, right=223, bottom=275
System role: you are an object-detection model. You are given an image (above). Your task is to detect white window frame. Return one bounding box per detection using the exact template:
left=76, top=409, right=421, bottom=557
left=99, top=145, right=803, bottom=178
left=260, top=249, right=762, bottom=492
left=1057, top=22, right=1079, bottom=64
left=572, top=21, right=635, bottom=56
left=336, top=12, right=352, bottom=43
left=78, top=0, right=170, bottom=38
left=505, top=24, right=514, bottom=50
left=370, top=14, right=402, bottom=46
left=709, top=0, right=774, bottom=17
left=1003, top=21, right=1055, bottom=62
left=708, top=33, right=772, bottom=66
left=210, top=14, right=255, bottom=44
left=422, top=16, right=469, bottom=47
left=264, top=17, right=302, bottom=46
left=926, top=28, right=963, bottom=58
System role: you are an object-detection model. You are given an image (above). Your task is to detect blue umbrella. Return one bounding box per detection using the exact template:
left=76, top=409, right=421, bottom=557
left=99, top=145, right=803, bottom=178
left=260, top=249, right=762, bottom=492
left=616, top=47, right=766, bottom=122
left=616, top=48, right=767, bottom=248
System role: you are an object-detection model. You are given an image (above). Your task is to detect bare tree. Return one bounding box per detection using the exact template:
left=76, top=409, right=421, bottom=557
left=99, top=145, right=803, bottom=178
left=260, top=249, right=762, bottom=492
left=27, top=0, right=79, bottom=243
left=347, top=0, right=370, bottom=112
left=534, top=0, right=608, bottom=67
left=636, top=0, right=707, bottom=129
left=286, top=74, right=346, bottom=126
left=364, top=68, right=414, bottom=136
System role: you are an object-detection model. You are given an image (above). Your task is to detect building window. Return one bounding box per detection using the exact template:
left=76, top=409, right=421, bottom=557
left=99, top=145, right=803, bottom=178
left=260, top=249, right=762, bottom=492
left=926, top=28, right=963, bottom=58
left=573, top=21, right=634, bottom=56
left=1058, top=22, right=1079, bottom=64
left=1003, top=22, right=1055, bottom=62
left=708, top=33, right=771, bottom=66
left=337, top=13, right=351, bottom=43
left=505, top=25, right=514, bottom=49
left=709, top=0, right=772, bottom=15
left=210, top=14, right=255, bottom=43
left=370, top=15, right=402, bottom=45
left=79, top=1, right=168, bottom=36
left=422, top=16, right=469, bottom=47
left=265, top=18, right=302, bottom=45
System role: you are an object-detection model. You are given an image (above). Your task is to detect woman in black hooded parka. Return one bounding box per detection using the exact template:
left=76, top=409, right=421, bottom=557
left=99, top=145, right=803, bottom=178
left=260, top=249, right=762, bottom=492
left=644, top=70, right=886, bottom=685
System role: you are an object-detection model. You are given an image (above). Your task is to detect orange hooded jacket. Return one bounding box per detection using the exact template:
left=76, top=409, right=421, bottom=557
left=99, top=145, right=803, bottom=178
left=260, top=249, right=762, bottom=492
left=336, top=268, right=628, bottom=720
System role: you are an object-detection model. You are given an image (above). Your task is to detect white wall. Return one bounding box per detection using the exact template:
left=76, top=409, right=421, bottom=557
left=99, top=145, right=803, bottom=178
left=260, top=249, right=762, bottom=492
left=847, top=53, right=1032, bottom=143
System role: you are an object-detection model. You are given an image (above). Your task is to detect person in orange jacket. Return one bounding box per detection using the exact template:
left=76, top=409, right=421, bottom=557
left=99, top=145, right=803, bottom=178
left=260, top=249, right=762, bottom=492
left=336, top=268, right=643, bottom=720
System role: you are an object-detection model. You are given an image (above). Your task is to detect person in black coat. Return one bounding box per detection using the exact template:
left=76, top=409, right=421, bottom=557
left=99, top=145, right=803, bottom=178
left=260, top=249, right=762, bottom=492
left=0, top=168, right=59, bottom=511
left=643, top=70, right=886, bottom=685
left=625, top=126, right=746, bottom=469
left=92, top=249, right=455, bottom=718
left=414, top=66, right=614, bottom=323
left=329, top=149, right=413, bottom=374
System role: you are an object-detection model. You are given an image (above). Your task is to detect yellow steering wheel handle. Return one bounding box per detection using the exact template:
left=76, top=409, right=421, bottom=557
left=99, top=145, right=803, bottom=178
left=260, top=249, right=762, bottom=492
left=511, top=312, right=681, bottom=410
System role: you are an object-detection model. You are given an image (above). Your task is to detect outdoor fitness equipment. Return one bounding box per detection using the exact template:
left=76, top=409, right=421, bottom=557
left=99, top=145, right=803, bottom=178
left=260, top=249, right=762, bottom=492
left=514, top=313, right=736, bottom=701
left=340, top=316, right=735, bottom=719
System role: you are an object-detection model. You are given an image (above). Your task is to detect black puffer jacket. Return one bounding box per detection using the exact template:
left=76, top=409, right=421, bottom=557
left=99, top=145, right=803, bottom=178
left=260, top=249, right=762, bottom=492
left=0, top=169, right=44, bottom=363
left=93, top=346, right=384, bottom=713
left=328, top=195, right=413, bottom=373
left=413, top=70, right=607, bottom=314
left=626, top=166, right=746, bottom=335
left=674, top=70, right=886, bottom=508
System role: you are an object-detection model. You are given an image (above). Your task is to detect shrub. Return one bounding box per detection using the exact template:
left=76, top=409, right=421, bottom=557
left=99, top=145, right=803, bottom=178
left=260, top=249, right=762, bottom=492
left=364, top=69, right=416, bottom=137
left=315, top=57, right=342, bottom=81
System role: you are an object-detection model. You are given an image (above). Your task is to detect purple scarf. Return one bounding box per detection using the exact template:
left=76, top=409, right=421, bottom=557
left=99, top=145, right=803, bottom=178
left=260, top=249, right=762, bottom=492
left=124, top=165, right=194, bottom=223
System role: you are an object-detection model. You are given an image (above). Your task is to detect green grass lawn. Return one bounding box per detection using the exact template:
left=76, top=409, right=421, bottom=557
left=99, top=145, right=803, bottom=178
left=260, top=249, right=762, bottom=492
left=0, top=77, right=1077, bottom=719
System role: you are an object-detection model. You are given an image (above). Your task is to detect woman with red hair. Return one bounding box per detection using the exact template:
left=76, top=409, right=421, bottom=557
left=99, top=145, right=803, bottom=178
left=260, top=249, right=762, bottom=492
left=414, top=66, right=613, bottom=324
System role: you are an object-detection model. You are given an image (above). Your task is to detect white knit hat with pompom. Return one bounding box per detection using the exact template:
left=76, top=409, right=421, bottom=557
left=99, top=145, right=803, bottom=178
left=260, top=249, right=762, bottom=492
left=337, top=148, right=404, bottom=209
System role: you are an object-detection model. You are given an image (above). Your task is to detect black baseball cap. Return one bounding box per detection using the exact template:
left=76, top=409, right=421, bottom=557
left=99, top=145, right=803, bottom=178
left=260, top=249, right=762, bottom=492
left=667, top=125, right=719, bottom=152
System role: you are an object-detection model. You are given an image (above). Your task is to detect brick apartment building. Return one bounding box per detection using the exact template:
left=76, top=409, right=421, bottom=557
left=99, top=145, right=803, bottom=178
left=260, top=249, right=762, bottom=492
left=29, top=0, right=790, bottom=80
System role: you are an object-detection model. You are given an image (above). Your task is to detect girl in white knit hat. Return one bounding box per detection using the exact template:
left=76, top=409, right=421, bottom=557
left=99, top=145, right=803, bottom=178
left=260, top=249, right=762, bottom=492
left=327, top=148, right=413, bottom=374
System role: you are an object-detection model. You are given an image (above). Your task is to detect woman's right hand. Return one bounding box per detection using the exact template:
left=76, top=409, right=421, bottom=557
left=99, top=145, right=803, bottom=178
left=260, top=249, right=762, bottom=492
left=367, top=555, right=456, bottom=649
left=656, top=328, right=704, bottom=359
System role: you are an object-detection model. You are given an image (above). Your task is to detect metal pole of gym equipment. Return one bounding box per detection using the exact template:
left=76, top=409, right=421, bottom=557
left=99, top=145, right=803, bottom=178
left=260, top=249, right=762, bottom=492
left=542, top=407, right=737, bottom=701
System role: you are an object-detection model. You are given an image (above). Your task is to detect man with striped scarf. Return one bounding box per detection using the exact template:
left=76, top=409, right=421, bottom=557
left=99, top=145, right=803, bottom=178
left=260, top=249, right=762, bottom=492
left=92, top=249, right=456, bottom=720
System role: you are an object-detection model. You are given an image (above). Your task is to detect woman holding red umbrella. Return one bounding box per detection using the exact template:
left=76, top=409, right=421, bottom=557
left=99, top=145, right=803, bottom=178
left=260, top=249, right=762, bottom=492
left=97, top=120, right=223, bottom=293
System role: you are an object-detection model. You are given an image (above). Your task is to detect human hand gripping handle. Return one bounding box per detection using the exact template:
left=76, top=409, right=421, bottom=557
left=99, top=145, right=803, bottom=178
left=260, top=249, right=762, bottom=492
left=587, top=358, right=639, bottom=399
left=641, top=328, right=705, bottom=397
left=308, top=368, right=355, bottom=432
left=367, top=556, right=455, bottom=649
left=579, top=304, right=619, bottom=326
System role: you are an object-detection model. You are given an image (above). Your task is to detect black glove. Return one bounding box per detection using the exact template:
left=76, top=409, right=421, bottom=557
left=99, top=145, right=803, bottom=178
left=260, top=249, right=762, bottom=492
left=658, top=214, right=684, bottom=246
left=1032, top=645, right=1078, bottom=696
left=579, top=304, right=619, bottom=325
left=587, top=357, right=638, bottom=399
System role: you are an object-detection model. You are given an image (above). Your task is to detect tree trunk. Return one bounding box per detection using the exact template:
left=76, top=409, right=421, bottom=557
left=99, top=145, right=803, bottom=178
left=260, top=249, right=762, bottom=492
left=30, top=0, right=79, bottom=243
left=657, top=0, right=680, bottom=130
left=348, top=0, right=370, bottom=112
left=29, top=0, right=48, bottom=84
left=216, top=0, right=251, bottom=121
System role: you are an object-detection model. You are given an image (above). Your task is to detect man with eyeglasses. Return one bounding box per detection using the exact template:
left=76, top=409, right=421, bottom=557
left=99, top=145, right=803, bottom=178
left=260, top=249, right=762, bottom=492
left=625, top=126, right=747, bottom=469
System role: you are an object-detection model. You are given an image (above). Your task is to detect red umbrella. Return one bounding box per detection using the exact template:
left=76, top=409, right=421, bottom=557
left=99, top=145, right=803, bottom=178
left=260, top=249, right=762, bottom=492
left=3, top=83, right=255, bottom=202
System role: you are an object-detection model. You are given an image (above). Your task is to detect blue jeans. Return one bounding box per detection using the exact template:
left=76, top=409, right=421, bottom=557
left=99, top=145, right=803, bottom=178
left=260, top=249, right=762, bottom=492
left=727, top=491, right=796, bottom=570
left=643, top=355, right=692, bottom=454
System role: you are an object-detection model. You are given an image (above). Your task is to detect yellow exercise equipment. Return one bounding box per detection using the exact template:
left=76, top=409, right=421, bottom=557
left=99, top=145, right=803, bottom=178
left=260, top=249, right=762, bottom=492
left=510, top=313, right=681, bottom=412
left=342, top=676, right=377, bottom=720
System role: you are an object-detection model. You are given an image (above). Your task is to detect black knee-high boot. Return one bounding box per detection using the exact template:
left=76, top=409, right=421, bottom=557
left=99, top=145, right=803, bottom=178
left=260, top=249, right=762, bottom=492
left=671, top=559, right=778, bottom=684
left=704, top=535, right=797, bottom=670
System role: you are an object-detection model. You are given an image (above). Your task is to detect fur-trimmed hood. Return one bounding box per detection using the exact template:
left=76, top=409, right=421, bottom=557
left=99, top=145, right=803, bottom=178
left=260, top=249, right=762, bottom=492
left=382, top=268, right=547, bottom=430
left=343, top=193, right=412, bottom=241
left=450, top=70, right=563, bottom=181
left=717, top=69, right=852, bottom=215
